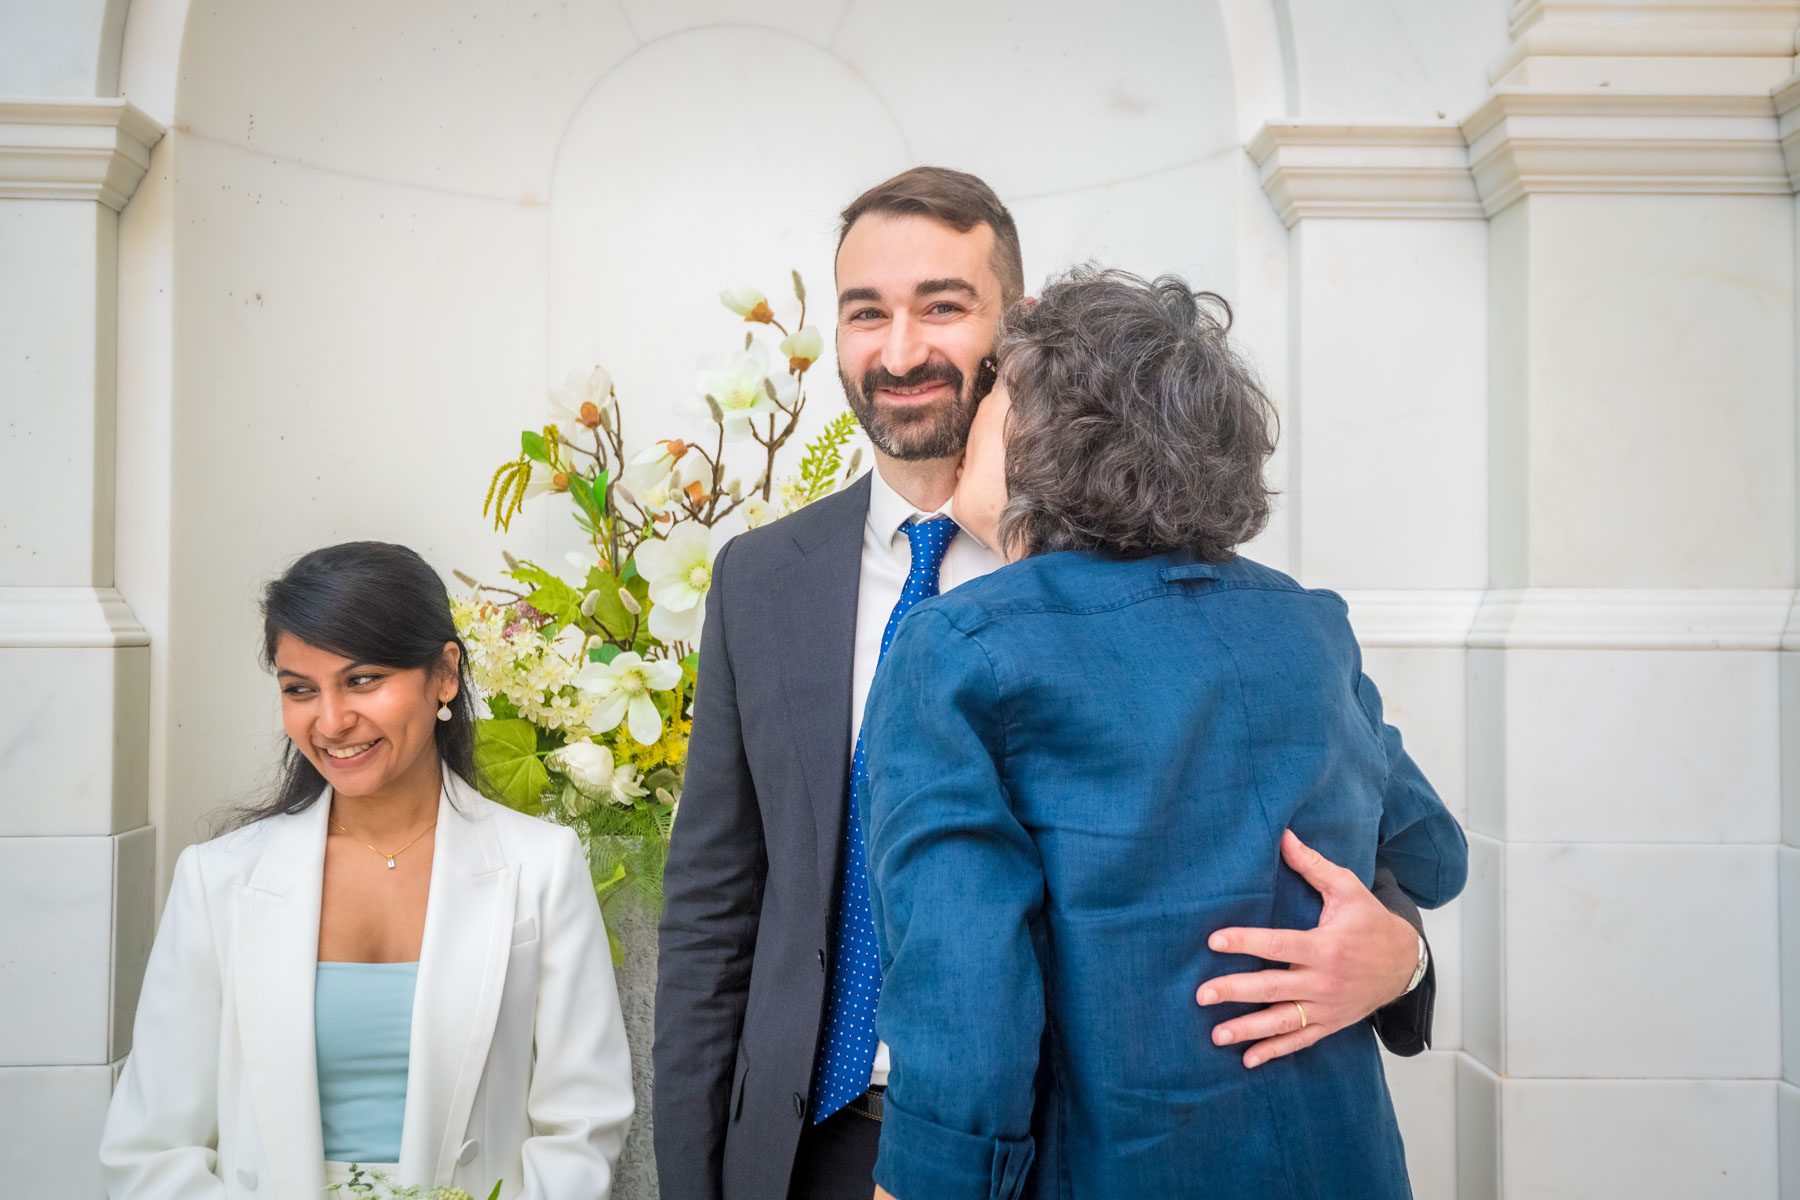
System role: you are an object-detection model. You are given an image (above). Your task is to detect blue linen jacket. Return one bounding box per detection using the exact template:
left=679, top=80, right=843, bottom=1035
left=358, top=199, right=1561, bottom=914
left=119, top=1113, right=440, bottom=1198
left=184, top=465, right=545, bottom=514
left=862, top=549, right=1468, bottom=1200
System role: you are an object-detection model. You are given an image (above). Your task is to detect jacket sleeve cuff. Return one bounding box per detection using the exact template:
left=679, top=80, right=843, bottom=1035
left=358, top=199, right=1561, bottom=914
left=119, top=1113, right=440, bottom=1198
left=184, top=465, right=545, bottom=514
left=873, top=1101, right=1035, bottom=1200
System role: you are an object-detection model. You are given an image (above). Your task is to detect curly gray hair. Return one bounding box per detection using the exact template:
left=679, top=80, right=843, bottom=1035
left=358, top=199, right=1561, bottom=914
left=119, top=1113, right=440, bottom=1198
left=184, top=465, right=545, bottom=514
left=995, top=267, right=1279, bottom=561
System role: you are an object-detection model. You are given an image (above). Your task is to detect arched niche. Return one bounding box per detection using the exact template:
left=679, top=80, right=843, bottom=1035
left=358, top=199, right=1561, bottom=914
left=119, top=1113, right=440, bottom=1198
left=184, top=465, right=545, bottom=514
left=112, top=0, right=1278, bottom=862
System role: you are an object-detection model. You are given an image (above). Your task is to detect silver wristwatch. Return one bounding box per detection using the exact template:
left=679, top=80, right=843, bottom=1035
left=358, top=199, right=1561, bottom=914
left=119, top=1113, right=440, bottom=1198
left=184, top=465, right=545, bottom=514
left=1402, top=933, right=1429, bottom=995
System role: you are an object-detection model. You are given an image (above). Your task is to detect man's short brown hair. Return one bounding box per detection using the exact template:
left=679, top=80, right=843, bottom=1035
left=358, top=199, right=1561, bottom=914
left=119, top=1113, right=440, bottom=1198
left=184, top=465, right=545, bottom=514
left=837, top=166, right=1025, bottom=304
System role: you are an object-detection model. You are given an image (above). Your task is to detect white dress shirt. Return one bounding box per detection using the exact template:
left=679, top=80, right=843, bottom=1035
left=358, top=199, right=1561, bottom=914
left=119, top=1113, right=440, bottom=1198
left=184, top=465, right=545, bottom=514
left=853, top=466, right=1002, bottom=1087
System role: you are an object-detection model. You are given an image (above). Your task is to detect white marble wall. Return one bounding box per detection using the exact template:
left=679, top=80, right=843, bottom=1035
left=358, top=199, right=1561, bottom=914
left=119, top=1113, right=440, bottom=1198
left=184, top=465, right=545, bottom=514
left=0, top=94, right=159, bottom=1195
left=7, top=1, right=1799, bottom=1196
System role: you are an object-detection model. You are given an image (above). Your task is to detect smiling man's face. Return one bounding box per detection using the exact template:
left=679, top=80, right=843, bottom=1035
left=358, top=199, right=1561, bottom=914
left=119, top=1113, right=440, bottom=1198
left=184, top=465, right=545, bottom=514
left=834, top=212, right=1004, bottom=463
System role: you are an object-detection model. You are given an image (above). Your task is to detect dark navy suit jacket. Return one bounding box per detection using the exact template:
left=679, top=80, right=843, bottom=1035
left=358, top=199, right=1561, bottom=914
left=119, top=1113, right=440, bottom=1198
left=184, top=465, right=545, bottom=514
left=863, top=549, right=1468, bottom=1200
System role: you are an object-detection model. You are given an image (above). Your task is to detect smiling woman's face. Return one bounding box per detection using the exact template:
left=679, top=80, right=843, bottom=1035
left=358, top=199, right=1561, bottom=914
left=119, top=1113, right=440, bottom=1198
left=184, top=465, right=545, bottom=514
left=273, top=633, right=455, bottom=801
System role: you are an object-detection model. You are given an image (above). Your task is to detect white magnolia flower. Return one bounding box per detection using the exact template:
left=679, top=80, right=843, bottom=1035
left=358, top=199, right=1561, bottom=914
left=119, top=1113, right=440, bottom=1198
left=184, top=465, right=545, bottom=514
left=635, top=525, right=713, bottom=615
left=624, top=439, right=692, bottom=491
left=695, top=351, right=793, bottom=441
left=565, top=546, right=600, bottom=578
left=648, top=594, right=702, bottom=645
left=546, top=739, right=649, bottom=807
left=522, top=459, right=572, bottom=499
left=575, top=651, right=682, bottom=745
left=549, top=366, right=612, bottom=434
left=742, top=497, right=775, bottom=529
left=720, top=285, right=774, bottom=324
left=633, top=453, right=709, bottom=515
left=779, top=326, right=824, bottom=372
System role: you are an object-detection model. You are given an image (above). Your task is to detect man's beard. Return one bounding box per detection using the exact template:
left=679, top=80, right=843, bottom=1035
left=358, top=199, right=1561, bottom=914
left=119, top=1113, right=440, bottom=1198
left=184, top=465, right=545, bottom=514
left=840, top=358, right=992, bottom=462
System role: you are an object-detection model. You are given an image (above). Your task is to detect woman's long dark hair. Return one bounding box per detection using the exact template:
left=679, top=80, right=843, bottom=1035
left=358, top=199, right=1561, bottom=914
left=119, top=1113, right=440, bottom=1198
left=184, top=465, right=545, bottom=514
left=233, top=541, right=480, bottom=828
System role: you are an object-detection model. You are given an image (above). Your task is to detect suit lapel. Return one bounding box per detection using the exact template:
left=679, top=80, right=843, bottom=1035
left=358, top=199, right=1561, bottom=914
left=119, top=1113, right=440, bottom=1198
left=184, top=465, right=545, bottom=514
left=397, top=775, right=517, bottom=1186
left=235, top=794, right=329, bottom=1198
left=773, top=473, right=870, bottom=897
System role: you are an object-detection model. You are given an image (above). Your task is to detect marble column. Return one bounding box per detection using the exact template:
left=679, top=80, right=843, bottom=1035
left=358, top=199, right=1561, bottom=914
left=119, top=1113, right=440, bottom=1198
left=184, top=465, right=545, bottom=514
left=1460, top=3, right=1795, bottom=1196
left=0, top=96, right=161, bottom=1195
left=1250, top=119, right=1489, bottom=1200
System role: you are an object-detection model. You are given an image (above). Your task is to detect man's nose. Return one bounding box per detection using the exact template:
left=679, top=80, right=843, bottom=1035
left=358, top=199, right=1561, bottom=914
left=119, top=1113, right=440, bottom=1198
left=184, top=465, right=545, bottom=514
left=880, top=313, right=930, bottom=378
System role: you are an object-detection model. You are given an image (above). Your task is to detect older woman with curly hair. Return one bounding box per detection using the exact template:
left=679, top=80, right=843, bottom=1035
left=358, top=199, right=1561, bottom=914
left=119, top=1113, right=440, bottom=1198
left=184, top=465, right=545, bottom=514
left=860, top=268, right=1468, bottom=1200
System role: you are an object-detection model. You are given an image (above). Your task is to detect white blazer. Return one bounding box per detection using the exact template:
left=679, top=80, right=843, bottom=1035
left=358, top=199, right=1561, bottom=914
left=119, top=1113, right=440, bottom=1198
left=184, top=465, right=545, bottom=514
left=100, top=773, right=634, bottom=1199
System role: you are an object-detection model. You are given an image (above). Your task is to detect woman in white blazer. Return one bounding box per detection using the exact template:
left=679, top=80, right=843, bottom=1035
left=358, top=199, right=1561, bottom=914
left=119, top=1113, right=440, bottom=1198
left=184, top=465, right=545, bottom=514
left=101, top=542, right=634, bottom=1199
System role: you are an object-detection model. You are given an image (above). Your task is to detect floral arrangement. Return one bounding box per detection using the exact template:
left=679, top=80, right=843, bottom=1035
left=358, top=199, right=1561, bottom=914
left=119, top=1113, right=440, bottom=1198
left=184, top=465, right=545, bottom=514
left=324, top=1164, right=500, bottom=1199
left=455, top=274, right=859, bottom=950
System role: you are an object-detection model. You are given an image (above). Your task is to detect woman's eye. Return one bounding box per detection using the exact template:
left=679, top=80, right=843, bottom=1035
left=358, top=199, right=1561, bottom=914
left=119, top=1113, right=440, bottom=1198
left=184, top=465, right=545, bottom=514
left=281, top=685, right=312, bottom=697
left=348, top=674, right=382, bottom=687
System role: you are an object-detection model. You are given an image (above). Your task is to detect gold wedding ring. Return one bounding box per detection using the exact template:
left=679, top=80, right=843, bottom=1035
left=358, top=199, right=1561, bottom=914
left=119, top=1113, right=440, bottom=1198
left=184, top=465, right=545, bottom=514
left=1293, top=1000, right=1308, bottom=1029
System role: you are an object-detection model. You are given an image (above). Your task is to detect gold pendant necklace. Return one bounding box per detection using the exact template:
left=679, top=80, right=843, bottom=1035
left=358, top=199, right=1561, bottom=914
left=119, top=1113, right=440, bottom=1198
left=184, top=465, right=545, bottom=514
left=330, top=815, right=437, bottom=869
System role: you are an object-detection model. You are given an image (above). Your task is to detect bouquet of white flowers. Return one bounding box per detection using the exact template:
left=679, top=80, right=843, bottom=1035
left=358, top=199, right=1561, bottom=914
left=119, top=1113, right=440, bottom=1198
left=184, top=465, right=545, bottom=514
left=457, top=273, right=859, bottom=955
left=324, top=1163, right=499, bottom=1198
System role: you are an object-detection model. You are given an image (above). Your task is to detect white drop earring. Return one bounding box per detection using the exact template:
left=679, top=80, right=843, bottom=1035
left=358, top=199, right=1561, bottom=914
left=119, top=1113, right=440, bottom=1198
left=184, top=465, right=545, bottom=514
left=436, top=701, right=453, bottom=722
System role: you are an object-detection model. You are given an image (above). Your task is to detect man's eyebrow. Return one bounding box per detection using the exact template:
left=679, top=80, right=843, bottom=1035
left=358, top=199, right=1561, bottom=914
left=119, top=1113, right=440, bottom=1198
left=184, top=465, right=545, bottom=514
left=838, top=286, right=881, bottom=309
left=915, top=277, right=978, bottom=299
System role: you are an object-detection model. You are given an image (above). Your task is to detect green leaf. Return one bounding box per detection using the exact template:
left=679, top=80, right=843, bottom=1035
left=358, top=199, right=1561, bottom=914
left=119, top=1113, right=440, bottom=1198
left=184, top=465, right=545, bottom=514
left=473, top=719, right=550, bottom=812
left=521, top=430, right=548, bottom=463
left=591, top=642, right=622, bottom=664
left=794, top=410, right=860, bottom=504
left=486, top=1183, right=505, bottom=1200
left=570, top=474, right=604, bottom=526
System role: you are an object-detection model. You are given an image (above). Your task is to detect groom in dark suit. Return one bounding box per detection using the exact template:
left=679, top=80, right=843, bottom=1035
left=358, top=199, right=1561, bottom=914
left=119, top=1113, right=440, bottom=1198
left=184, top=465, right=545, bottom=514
left=653, top=166, right=1439, bottom=1200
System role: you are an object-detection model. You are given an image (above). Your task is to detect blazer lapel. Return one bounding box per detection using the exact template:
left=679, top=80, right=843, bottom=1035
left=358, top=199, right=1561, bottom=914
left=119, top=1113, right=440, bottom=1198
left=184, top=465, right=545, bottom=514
left=774, top=473, right=870, bottom=896
left=234, top=793, right=330, bottom=1198
left=396, top=775, right=518, bottom=1186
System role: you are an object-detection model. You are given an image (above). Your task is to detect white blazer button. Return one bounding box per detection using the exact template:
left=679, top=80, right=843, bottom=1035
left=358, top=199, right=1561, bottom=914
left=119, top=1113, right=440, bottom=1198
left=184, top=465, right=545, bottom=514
left=457, top=1139, right=480, bottom=1166
left=236, top=1168, right=258, bottom=1189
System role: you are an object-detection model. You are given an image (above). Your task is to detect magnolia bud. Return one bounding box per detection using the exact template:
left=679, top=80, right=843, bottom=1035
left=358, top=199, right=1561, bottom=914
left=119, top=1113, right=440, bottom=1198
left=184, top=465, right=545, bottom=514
left=619, top=588, right=642, bottom=616
left=845, top=447, right=864, bottom=477
left=452, top=569, right=479, bottom=589
left=726, top=477, right=742, bottom=501
left=655, top=787, right=675, bottom=807
left=502, top=551, right=521, bottom=571
left=704, top=395, right=724, bottom=424
left=613, top=481, right=639, bottom=509
left=580, top=591, right=601, bottom=618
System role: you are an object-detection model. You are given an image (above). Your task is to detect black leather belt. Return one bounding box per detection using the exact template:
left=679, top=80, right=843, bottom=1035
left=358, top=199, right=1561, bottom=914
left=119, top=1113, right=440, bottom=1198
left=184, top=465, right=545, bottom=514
left=845, top=1087, right=885, bottom=1123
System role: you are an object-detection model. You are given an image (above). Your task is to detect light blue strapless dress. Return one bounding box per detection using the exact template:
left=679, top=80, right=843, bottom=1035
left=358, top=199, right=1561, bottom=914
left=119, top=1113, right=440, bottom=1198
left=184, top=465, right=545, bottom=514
left=315, top=961, right=418, bottom=1165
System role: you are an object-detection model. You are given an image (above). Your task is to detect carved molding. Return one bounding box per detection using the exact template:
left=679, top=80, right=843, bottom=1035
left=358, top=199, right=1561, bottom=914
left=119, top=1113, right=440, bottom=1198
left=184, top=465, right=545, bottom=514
left=1496, top=1, right=1800, bottom=79
left=1336, top=591, right=1486, bottom=650
left=1774, top=71, right=1800, bottom=188
left=1462, top=88, right=1788, bottom=215
left=1472, top=588, right=1794, bottom=651
left=0, top=587, right=149, bottom=649
left=1247, top=123, right=1482, bottom=226
left=0, top=97, right=165, bottom=211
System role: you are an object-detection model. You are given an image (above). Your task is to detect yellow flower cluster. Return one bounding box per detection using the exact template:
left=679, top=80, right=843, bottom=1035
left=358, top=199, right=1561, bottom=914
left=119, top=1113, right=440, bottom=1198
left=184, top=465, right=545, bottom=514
left=609, top=713, right=691, bottom=779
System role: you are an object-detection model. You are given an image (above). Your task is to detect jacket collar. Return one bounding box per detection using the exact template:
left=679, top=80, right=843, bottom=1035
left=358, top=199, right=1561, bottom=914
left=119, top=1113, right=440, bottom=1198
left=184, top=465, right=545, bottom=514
left=235, top=774, right=517, bottom=1194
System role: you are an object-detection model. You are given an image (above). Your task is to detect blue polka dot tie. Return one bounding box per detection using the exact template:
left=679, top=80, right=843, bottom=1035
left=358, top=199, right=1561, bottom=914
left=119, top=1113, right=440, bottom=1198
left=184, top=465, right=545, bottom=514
left=811, top=515, right=958, bottom=1122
